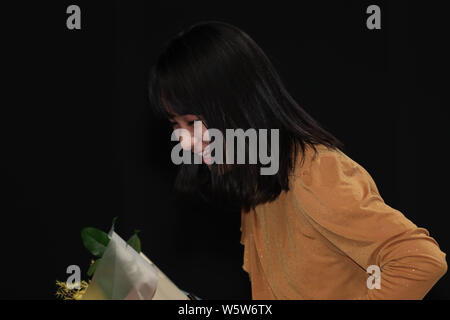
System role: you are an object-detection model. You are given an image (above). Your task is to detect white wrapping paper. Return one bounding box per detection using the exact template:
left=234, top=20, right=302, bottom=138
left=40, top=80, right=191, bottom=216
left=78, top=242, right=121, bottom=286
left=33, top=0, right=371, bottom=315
left=81, top=230, right=189, bottom=300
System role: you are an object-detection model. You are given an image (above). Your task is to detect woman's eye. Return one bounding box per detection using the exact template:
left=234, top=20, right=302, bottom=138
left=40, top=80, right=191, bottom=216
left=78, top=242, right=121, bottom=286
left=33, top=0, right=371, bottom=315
left=186, top=118, right=200, bottom=126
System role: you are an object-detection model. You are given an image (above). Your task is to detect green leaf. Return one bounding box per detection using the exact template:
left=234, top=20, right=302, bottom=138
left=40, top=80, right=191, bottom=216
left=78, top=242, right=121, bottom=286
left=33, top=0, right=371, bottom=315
left=87, top=259, right=99, bottom=277
left=127, top=230, right=141, bottom=253
left=81, top=227, right=110, bottom=257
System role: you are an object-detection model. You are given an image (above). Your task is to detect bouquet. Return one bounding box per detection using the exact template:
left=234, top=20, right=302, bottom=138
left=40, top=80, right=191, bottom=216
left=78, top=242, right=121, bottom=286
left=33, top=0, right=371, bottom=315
left=56, top=218, right=200, bottom=300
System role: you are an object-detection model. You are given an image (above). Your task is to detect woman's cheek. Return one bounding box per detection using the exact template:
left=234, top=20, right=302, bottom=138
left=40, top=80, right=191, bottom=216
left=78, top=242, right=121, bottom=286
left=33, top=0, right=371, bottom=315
left=177, top=129, right=193, bottom=151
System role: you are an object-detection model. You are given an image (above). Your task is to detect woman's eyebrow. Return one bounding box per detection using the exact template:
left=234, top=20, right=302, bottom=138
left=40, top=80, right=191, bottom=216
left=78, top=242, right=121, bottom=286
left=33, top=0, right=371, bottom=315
left=167, top=111, right=178, bottom=118
left=184, top=115, right=199, bottom=120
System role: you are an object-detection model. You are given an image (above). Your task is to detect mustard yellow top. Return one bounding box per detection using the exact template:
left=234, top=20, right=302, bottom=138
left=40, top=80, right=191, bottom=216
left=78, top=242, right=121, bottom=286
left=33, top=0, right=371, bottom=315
left=240, top=143, right=447, bottom=299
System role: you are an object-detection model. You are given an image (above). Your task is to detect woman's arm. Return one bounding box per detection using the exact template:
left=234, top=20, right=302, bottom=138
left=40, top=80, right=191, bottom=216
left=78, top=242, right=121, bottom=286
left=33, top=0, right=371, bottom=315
left=293, top=148, right=447, bottom=299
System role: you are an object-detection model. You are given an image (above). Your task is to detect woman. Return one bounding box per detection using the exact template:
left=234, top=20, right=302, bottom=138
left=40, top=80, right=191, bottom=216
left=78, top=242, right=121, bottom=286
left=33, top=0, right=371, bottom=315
left=148, top=21, right=447, bottom=299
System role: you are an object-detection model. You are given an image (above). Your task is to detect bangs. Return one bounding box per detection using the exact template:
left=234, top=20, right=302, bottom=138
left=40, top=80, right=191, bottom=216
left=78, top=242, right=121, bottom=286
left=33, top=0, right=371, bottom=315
left=148, top=65, right=183, bottom=119
left=148, top=37, right=207, bottom=120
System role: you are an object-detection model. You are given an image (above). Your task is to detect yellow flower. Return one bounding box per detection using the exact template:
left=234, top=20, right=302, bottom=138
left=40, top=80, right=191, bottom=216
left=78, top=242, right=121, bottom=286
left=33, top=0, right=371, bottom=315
left=55, top=280, right=90, bottom=300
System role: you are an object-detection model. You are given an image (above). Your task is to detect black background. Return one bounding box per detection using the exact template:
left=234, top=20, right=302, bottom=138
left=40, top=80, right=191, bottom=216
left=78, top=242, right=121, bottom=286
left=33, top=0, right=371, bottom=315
left=1, top=0, right=449, bottom=299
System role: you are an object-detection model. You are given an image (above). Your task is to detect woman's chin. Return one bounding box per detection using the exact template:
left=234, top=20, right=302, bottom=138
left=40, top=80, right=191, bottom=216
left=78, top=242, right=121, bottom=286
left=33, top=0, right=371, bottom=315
left=202, top=156, right=212, bottom=165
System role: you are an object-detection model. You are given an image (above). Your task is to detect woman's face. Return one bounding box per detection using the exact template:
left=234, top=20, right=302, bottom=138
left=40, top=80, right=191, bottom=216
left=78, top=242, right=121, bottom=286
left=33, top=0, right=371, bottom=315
left=169, top=112, right=212, bottom=165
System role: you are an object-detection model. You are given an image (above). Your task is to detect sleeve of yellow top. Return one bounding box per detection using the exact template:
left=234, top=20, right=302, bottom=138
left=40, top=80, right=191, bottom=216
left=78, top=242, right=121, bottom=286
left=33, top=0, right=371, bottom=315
left=293, top=149, right=448, bottom=299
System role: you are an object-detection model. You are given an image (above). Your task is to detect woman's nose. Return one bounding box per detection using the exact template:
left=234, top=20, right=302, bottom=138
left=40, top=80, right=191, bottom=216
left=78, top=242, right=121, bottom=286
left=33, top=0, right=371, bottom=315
left=192, top=136, right=204, bottom=154
left=175, top=124, right=206, bottom=153
left=178, top=132, right=201, bottom=152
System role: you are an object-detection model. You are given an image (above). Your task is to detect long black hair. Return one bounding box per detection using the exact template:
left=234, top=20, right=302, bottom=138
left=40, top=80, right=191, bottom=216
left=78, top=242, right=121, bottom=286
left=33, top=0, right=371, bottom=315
left=149, top=21, right=344, bottom=213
